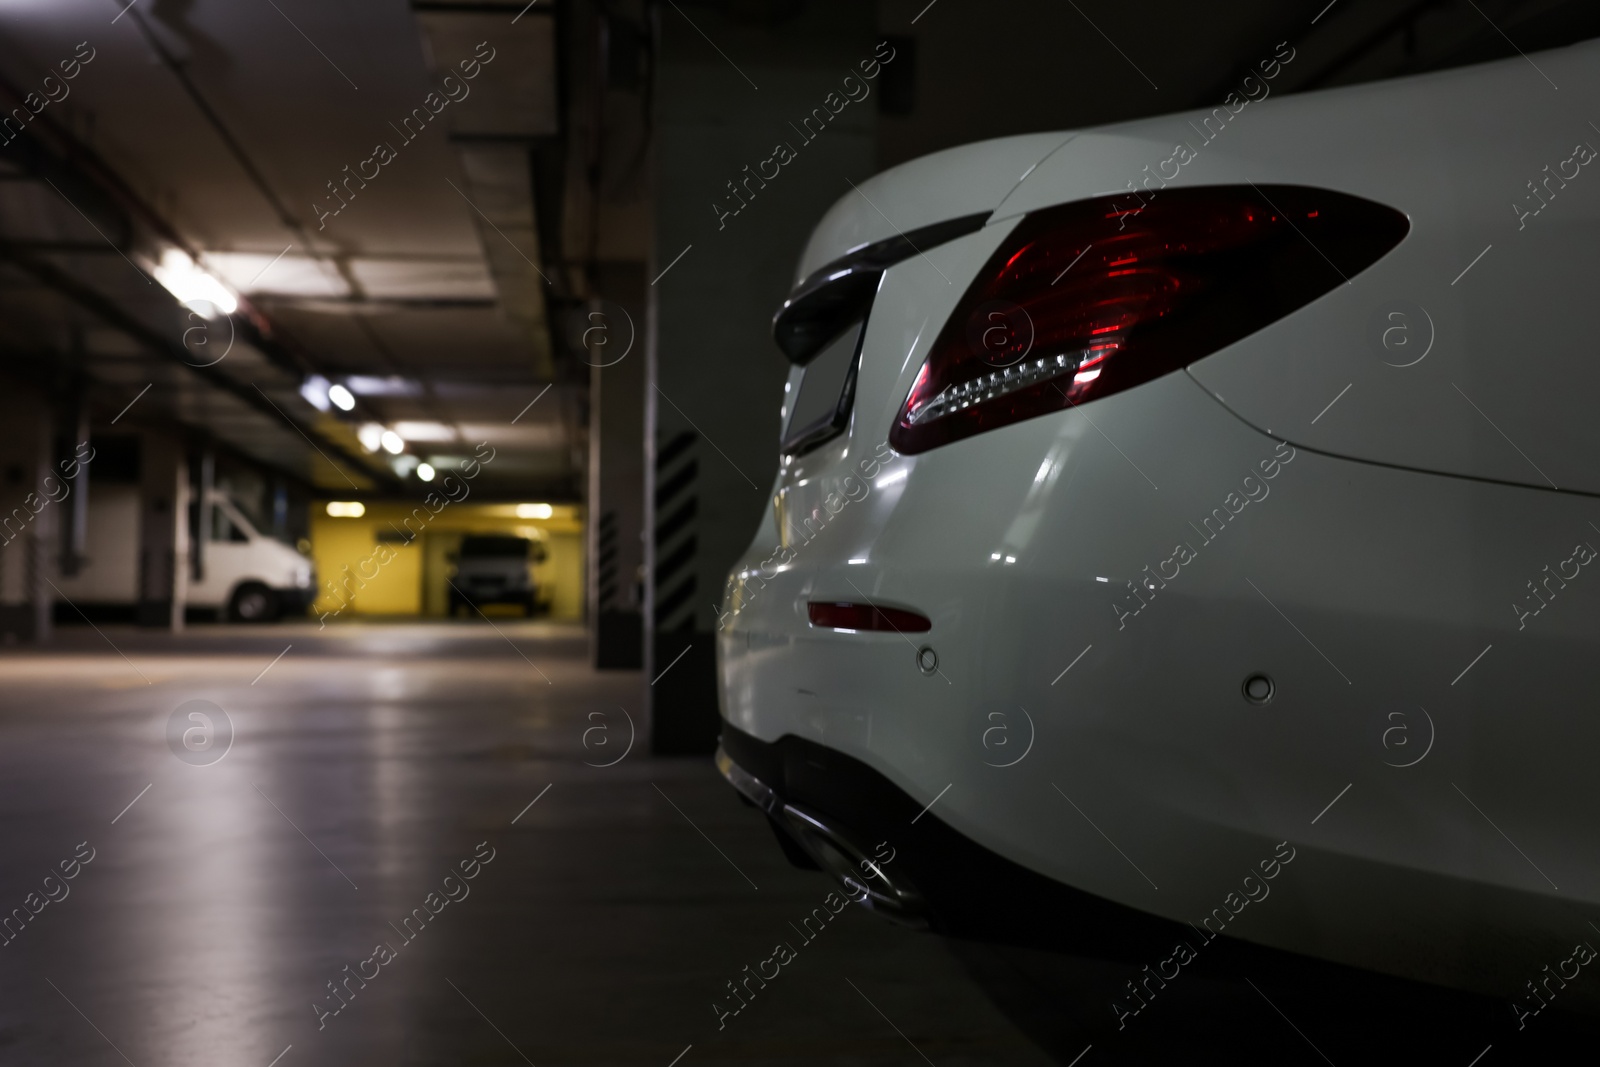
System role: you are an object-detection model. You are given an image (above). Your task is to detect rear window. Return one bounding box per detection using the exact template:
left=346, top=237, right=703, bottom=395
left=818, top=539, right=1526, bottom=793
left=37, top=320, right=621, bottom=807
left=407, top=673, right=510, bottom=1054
left=459, top=536, right=531, bottom=558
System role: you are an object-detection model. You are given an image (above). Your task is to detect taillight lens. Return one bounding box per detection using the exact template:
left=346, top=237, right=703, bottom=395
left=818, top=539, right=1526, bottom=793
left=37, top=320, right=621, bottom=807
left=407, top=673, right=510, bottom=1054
left=890, top=185, right=1409, bottom=454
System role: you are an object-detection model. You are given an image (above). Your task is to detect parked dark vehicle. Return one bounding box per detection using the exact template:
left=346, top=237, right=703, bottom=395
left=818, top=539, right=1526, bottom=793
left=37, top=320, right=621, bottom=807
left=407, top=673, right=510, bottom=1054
left=448, top=535, right=546, bottom=616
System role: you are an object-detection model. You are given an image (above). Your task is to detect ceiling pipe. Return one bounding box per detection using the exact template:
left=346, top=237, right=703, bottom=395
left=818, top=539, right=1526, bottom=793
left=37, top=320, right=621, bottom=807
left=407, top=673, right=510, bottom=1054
left=0, top=69, right=402, bottom=486
left=0, top=244, right=397, bottom=490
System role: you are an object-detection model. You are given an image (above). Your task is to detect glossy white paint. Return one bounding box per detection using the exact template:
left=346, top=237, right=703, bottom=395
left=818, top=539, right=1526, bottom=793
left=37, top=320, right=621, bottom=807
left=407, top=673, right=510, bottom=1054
left=720, top=40, right=1600, bottom=1005
left=793, top=132, right=1071, bottom=282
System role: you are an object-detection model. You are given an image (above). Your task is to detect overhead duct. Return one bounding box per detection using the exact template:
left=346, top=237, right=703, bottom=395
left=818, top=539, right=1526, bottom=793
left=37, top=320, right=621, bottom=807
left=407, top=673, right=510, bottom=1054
left=416, top=5, right=562, bottom=378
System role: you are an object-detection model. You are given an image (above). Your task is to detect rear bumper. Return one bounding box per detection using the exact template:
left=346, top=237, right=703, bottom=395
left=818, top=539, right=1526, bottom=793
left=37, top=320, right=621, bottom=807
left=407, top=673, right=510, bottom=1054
left=718, top=723, right=1173, bottom=955
left=451, top=585, right=534, bottom=605
left=718, top=366, right=1600, bottom=996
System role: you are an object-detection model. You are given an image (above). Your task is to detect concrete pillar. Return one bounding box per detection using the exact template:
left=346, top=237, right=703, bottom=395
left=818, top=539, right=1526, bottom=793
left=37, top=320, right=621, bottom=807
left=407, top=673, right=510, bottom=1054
left=60, top=394, right=91, bottom=580
left=191, top=448, right=213, bottom=584
left=0, top=383, right=59, bottom=643
left=137, top=430, right=188, bottom=630
left=587, top=283, right=647, bottom=670
left=646, top=4, right=877, bottom=752
left=270, top=479, right=289, bottom=542
left=30, top=438, right=54, bottom=644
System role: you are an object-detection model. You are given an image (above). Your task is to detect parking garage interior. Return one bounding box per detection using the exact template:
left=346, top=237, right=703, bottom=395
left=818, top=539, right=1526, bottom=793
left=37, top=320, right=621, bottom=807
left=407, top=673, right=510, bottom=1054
left=3, top=1, right=1600, bottom=1064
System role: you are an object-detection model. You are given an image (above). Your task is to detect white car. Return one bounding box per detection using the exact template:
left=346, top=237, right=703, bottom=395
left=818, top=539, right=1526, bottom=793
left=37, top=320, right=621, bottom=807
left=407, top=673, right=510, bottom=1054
left=717, top=37, right=1600, bottom=1020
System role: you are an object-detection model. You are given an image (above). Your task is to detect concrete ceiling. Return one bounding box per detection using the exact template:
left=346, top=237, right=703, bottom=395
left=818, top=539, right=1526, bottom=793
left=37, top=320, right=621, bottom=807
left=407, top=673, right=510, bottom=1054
left=0, top=0, right=572, bottom=495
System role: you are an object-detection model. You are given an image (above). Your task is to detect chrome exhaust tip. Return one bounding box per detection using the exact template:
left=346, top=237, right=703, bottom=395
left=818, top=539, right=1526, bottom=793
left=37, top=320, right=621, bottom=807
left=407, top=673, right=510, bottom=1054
left=778, top=803, right=929, bottom=929
left=717, top=745, right=930, bottom=929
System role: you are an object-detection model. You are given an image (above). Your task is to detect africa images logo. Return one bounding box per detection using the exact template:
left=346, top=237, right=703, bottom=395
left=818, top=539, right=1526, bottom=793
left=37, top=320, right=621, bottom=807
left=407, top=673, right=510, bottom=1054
left=166, top=699, right=233, bottom=767
left=1367, top=300, right=1434, bottom=368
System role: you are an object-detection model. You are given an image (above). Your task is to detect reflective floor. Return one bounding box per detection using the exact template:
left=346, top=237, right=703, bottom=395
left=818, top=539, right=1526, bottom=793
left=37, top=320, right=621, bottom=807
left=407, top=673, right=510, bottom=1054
left=0, top=622, right=1056, bottom=1067
left=0, top=623, right=1588, bottom=1065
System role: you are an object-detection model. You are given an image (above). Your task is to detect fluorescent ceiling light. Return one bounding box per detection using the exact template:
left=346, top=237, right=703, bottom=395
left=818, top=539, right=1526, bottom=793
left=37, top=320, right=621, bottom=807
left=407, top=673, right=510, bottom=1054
left=392, top=420, right=455, bottom=442
left=380, top=430, right=405, bottom=455
left=416, top=462, right=435, bottom=482
left=152, top=249, right=238, bottom=317
left=203, top=251, right=341, bottom=297
left=344, top=375, right=422, bottom=396
left=300, top=375, right=331, bottom=412
left=357, top=423, right=384, bottom=453
left=328, top=383, right=356, bottom=411
left=326, top=501, right=365, bottom=518
left=516, top=503, right=553, bottom=519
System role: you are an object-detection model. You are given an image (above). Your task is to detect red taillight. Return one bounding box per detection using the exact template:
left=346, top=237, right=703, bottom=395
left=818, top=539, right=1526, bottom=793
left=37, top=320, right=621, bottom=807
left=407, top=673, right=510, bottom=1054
left=890, top=185, right=1409, bottom=453
left=807, top=601, right=931, bottom=633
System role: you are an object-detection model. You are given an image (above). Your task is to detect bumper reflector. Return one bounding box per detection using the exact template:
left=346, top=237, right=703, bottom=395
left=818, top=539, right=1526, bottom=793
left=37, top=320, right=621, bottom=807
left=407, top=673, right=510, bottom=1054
left=808, top=601, right=931, bottom=633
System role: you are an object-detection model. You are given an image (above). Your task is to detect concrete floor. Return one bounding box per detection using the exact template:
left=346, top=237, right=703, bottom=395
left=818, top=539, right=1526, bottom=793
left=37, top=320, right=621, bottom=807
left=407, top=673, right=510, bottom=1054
left=0, top=622, right=1589, bottom=1065
left=0, top=621, right=1057, bottom=1067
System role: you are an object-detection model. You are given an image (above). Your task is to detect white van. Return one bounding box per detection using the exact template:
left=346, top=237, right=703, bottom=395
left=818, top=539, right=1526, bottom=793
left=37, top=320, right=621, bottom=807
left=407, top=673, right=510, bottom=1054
left=54, top=487, right=314, bottom=621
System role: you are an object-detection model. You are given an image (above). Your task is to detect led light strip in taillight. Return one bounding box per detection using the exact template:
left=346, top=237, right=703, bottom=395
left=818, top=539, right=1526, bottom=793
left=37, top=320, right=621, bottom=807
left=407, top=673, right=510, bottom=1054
left=905, top=344, right=1120, bottom=426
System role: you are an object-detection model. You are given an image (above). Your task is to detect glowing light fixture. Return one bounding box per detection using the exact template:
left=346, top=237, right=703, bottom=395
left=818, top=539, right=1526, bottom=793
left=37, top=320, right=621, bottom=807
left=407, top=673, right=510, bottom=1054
left=328, top=383, right=356, bottom=411
left=344, top=375, right=421, bottom=396
left=326, top=501, right=365, bottom=518
left=357, top=423, right=384, bottom=453
left=152, top=249, right=238, bottom=317
left=416, top=462, right=436, bottom=482
left=299, top=375, right=331, bottom=412
left=391, top=420, right=454, bottom=442
left=380, top=430, right=405, bottom=455
left=516, top=503, right=554, bottom=520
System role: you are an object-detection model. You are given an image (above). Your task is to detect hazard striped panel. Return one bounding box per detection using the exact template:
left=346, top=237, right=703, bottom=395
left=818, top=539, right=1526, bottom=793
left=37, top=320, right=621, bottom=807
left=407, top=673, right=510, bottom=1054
left=653, top=430, right=697, bottom=632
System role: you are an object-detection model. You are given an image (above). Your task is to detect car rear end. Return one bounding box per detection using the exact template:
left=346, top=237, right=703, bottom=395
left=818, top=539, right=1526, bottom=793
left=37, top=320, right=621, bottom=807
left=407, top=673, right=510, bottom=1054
left=716, top=39, right=1600, bottom=1010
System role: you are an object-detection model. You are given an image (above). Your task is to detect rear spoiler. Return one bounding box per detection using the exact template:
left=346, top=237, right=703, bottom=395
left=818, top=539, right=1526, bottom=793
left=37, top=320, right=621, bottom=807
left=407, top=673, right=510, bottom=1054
left=771, top=211, right=990, bottom=364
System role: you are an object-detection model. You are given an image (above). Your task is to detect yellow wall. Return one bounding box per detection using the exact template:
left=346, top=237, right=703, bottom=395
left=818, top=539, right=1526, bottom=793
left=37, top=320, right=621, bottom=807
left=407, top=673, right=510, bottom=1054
left=310, top=501, right=584, bottom=620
